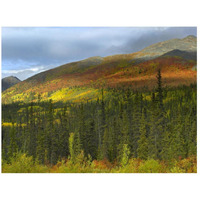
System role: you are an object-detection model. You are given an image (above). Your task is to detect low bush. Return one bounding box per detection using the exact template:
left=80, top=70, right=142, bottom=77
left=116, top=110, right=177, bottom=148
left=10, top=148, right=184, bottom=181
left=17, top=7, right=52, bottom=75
left=2, top=153, right=197, bottom=173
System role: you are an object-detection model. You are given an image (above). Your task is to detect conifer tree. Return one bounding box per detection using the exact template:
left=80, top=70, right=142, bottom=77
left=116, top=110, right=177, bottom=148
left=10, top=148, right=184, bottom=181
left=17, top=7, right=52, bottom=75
left=148, top=92, right=158, bottom=159
left=171, top=118, right=185, bottom=159
left=8, top=123, right=18, bottom=159
left=28, top=102, right=37, bottom=160
left=73, top=131, right=82, bottom=157
left=120, top=144, right=130, bottom=167
left=86, top=118, right=97, bottom=159
left=131, top=92, right=141, bottom=157
left=160, top=131, right=172, bottom=161
left=69, top=132, right=82, bottom=163
left=156, top=68, right=163, bottom=109
left=46, top=99, right=54, bottom=164
left=59, top=106, right=70, bottom=159
left=102, top=127, right=109, bottom=159
left=137, top=112, right=148, bottom=160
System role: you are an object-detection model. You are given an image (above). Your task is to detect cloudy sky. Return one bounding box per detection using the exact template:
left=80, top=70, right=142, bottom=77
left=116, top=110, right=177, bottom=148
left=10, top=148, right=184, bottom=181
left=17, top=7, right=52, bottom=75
left=2, top=27, right=197, bottom=80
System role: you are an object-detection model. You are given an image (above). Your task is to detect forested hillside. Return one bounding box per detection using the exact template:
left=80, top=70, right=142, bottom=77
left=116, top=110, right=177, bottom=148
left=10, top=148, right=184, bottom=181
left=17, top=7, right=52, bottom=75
left=1, top=35, right=197, bottom=173
left=2, top=36, right=197, bottom=104
left=2, top=70, right=197, bottom=172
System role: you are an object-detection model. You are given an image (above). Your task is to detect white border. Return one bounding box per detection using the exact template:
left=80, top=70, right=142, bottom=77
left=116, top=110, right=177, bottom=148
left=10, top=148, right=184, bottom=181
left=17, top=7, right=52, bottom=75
left=0, top=0, right=199, bottom=200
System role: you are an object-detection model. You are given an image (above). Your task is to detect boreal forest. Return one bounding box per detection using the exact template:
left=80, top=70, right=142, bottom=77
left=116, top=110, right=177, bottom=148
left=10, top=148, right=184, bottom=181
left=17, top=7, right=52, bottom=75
left=1, top=35, right=197, bottom=173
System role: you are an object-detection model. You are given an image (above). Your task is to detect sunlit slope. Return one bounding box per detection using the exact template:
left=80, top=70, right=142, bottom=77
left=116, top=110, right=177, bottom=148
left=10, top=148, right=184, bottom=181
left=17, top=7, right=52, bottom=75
left=2, top=36, right=197, bottom=104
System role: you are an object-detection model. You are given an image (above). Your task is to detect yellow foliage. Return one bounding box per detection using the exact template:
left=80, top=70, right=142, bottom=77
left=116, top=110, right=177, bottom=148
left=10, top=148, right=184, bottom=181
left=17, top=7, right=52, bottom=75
left=2, top=153, right=197, bottom=173
left=2, top=122, right=26, bottom=127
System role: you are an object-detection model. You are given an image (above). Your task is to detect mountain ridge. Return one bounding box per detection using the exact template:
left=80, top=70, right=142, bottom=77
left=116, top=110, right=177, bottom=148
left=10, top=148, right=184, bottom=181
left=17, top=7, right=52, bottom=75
left=2, top=35, right=197, bottom=104
left=2, top=76, right=21, bottom=92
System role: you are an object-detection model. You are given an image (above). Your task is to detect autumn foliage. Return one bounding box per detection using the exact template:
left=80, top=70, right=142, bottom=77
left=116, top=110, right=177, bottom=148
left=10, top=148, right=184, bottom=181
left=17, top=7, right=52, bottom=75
left=2, top=153, right=196, bottom=173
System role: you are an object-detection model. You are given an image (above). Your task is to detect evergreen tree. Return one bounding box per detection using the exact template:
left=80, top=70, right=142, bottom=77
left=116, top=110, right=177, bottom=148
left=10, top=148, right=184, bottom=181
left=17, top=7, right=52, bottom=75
left=1, top=83, right=197, bottom=167
left=156, top=68, right=163, bottom=109
left=69, top=132, right=82, bottom=163
left=86, top=117, right=97, bottom=159
left=28, top=102, right=37, bottom=160
left=148, top=92, right=158, bottom=159
left=8, top=123, right=18, bottom=159
left=137, top=112, right=148, bottom=160
left=46, top=99, right=54, bottom=164
left=131, top=92, right=141, bottom=157
left=120, top=144, right=130, bottom=167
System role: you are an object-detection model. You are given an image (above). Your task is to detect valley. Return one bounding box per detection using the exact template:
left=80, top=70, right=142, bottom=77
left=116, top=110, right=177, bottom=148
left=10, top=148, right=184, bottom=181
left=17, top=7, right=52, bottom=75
left=1, top=35, right=197, bottom=173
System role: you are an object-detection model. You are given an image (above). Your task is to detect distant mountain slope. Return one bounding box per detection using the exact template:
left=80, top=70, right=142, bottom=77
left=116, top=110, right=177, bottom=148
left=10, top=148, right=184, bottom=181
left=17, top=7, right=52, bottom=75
left=161, top=49, right=197, bottom=60
left=135, top=35, right=197, bottom=59
left=2, top=35, right=197, bottom=104
left=2, top=76, right=21, bottom=92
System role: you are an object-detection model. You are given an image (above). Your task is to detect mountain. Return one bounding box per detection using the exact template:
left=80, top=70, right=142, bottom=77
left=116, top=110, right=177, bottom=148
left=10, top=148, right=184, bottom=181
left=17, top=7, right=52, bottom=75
left=2, top=76, right=21, bottom=92
left=161, top=49, right=197, bottom=60
left=2, top=35, right=197, bottom=104
left=135, top=35, right=197, bottom=59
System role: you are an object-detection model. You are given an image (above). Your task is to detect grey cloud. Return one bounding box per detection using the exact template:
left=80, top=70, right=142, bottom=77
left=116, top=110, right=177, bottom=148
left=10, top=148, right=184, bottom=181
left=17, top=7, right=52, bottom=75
left=119, top=27, right=197, bottom=53
left=2, top=27, right=197, bottom=80
left=2, top=65, right=53, bottom=80
left=2, top=28, right=111, bottom=66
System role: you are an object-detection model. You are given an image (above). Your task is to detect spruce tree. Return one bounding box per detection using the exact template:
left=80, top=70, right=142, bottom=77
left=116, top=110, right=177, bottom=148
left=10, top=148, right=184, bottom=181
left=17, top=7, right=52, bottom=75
left=137, top=112, right=148, bottom=160
left=69, top=132, right=82, bottom=163
left=156, top=68, right=163, bottom=109
left=8, top=123, right=18, bottom=159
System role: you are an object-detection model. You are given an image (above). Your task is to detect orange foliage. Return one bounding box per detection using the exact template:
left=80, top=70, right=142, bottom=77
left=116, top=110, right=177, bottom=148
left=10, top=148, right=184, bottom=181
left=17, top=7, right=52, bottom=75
left=2, top=55, right=197, bottom=104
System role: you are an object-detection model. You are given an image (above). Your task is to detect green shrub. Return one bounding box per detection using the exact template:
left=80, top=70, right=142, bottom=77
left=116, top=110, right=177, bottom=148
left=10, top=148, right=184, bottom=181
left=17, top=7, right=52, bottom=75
left=138, top=159, right=163, bottom=173
left=2, top=153, right=49, bottom=173
left=115, top=158, right=139, bottom=173
left=170, top=166, right=185, bottom=173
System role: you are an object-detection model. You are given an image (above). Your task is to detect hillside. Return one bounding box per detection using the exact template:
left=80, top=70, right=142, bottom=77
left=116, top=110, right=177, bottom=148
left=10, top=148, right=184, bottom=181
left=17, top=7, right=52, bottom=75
left=2, top=76, right=21, bottom=92
left=136, top=35, right=197, bottom=59
left=2, top=35, right=197, bottom=104
left=2, top=34, right=197, bottom=173
left=161, top=49, right=197, bottom=60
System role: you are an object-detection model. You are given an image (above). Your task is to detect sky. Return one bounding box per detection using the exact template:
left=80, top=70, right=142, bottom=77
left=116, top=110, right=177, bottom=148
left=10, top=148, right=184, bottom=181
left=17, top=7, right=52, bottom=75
left=1, top=27, right=197, bottom=80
